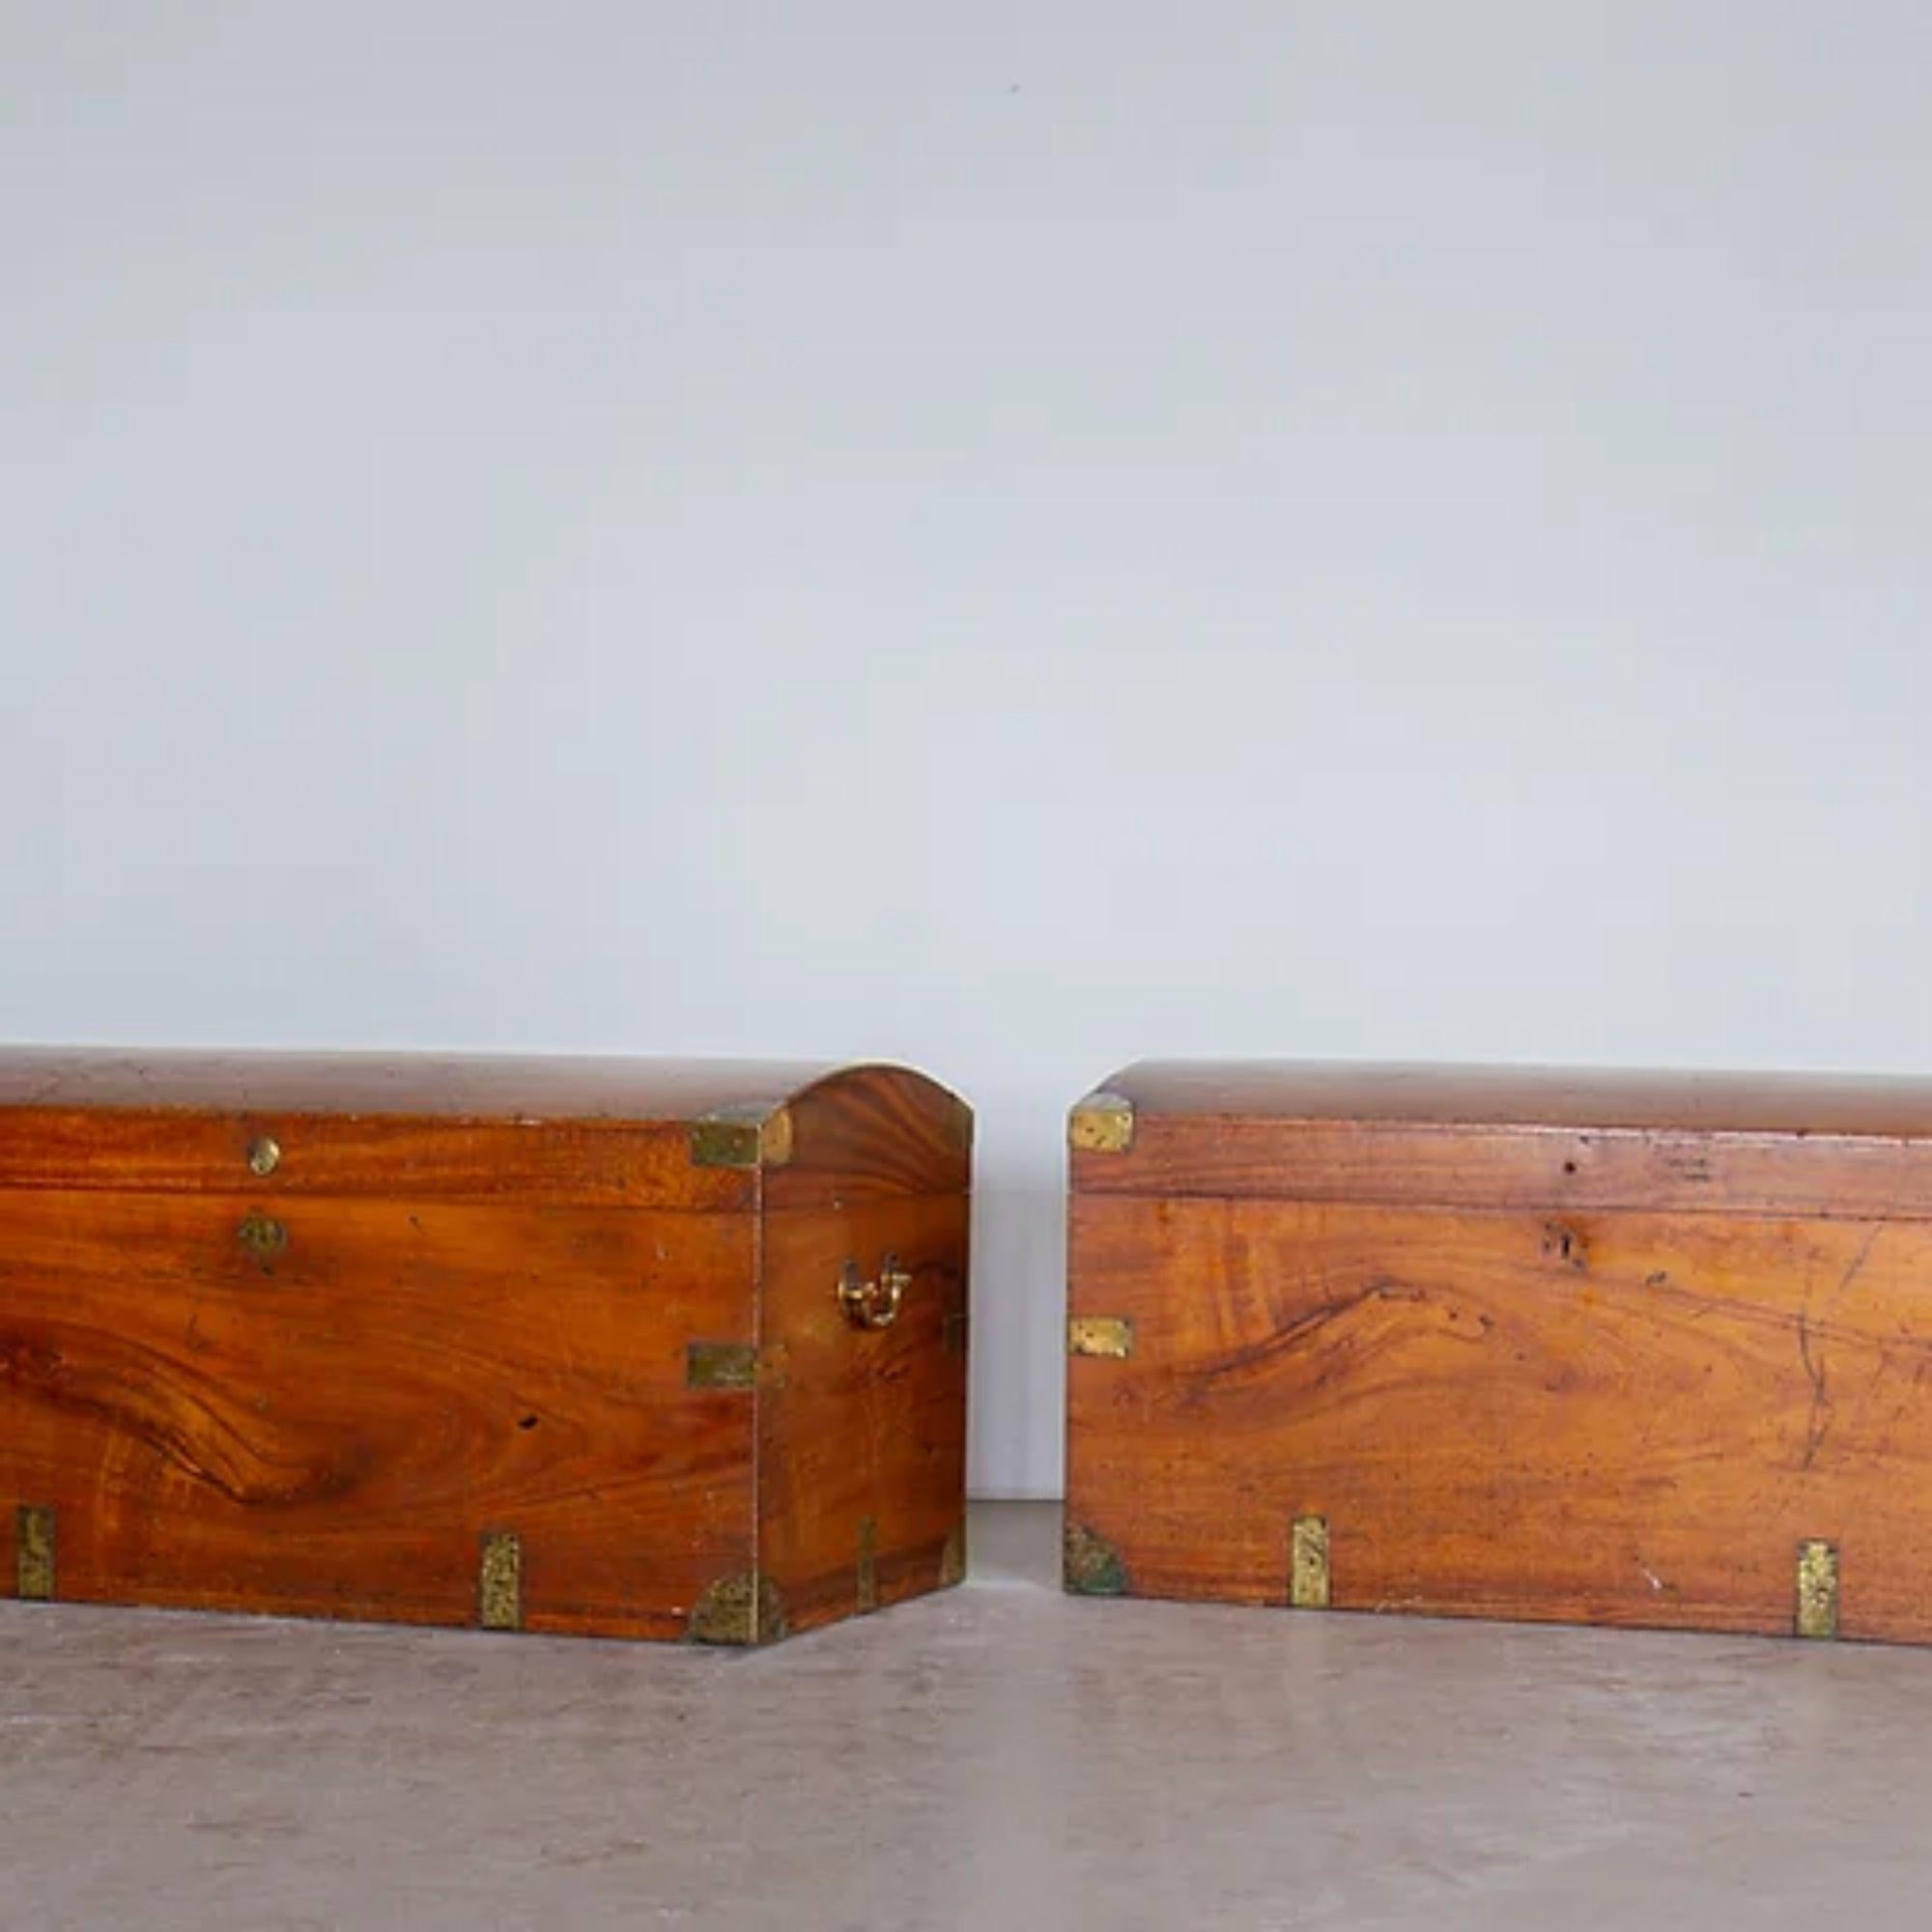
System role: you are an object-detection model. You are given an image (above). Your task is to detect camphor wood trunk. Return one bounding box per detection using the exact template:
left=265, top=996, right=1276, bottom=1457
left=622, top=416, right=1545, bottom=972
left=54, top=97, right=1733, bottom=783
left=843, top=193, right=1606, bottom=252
left=0, top=1050, right=970, bottom=1645
left=1067, top=1060, right=1932, bottom=1645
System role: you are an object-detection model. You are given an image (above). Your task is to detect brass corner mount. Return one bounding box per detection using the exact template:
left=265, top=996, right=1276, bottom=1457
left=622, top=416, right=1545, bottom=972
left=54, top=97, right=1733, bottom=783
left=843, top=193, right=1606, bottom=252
left=1068, top=1092, right=1135, bottom=1155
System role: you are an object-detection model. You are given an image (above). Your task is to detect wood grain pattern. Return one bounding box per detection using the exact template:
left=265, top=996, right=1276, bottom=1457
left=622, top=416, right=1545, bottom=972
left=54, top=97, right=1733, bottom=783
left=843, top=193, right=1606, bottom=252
left=751, top=1063, right=972, bottom=1633
left=764, top=1064, right=974, bottom=1213
left=0, top=1048, right=839, bottom=1121
left=1074, top=1118, right=1932, bottom=1222
left=1102, top=1058, right=1932, bottom=1137
left=759, top=1192, right=970, bottom=1635
left=0, top=1051, right=972, bottom=1643
left=1076, top=1061, right=1932, bottom=1222
left=1068, top=1193, right=1932, bottom=1642
left=0, top=1110, right=753, bottom=1209
left=0, top=1055, right=970, bottom=1213
left=1, top=1190, right=754, bottom=1637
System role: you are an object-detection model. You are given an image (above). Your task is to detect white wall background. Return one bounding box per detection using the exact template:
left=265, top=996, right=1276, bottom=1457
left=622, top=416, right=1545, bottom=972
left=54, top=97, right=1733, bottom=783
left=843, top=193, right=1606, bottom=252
left=5, top=3, right=1931, bottom=1496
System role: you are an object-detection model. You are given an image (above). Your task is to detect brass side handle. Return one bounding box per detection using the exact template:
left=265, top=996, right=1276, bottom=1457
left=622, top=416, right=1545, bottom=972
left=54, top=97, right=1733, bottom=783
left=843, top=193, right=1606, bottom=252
left=838, top=1255, right=910, bottom=1331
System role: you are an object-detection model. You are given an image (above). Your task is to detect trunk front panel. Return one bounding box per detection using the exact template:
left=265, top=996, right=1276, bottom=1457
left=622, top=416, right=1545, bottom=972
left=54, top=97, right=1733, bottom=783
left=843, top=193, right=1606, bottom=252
left=0, top=1189, right=756, bottom=1638
left=1069, top=1193, right=1932, bottom=1642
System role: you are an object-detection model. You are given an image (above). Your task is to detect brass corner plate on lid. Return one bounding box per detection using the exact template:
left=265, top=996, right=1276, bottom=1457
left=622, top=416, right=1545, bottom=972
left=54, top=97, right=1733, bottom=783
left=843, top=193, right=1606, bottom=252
left=690, top=1104, right=795, bottom=1170
left=1068, top=1092, right=1135, bottom=1154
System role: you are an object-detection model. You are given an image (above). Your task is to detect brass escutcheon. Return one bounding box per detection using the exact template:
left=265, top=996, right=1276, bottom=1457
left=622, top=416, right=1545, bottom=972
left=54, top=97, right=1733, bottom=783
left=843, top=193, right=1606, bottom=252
left=237, top=1212, right=289, bottom=1264
left=838, top=1255, right=910, bottom=1331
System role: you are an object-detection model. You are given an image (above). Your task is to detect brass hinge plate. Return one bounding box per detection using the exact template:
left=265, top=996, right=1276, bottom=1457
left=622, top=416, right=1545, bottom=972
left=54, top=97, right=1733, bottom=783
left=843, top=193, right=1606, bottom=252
left=686, top=1341, right=760, bottom=1390
left=1291, top=1515, right=1330, bottom=1609
left=1067, top=1315, right=1134, bottom=1359
left=1797, top=1538, right=1838, bottom=1640
left=479, top=1530, right=523, bottom=1632
left=1068, top=1091, right=1135, bottom=1154
left=16, top=1504, right=54, bottom=1602
left=690, top=1104, right=795, bottom=1171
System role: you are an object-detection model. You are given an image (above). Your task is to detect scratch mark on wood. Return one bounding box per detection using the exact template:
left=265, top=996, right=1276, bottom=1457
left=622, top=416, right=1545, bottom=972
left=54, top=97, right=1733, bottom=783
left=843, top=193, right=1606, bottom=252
left=1181, top=1277, right=1425, bottom=1383
left=1823, top=1222, right=1884, bottom=1319
left=1795, top=1226, right=1882, bottom=1471
left=1798, top=1311, right=1833, bottom=1470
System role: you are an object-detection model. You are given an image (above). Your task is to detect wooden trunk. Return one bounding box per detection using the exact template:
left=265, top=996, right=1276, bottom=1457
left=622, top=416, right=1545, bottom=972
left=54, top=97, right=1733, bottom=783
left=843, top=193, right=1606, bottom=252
left=0, top=1050, right=970, bottom=1645
left=1066, top=1060, right=1932, bottom=1645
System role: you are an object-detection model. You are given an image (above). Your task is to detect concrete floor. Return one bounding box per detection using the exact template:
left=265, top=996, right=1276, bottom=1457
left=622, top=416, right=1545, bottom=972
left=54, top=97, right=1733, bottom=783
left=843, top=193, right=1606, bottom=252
left=5, top=1506, right=1932, bottom=1930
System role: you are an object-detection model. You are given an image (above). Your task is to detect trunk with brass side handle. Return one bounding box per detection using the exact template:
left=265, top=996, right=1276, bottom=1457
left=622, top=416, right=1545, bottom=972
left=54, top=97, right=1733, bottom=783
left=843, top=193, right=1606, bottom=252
left=0, top=1048, right=971, bottom=1647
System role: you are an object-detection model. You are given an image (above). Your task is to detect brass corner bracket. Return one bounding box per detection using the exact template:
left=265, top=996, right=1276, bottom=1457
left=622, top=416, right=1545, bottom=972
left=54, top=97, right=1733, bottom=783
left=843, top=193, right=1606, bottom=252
left=688, top=1572, right=788, bottom=1647
left=15, top=1504, right=54, bottom=1603
left=1064, top=1521, right=1129, bottom=1598
left=1291, top=1515, right=1330, bottom=1609
left=479, top=1530, right=524, bottom=1631
left=690, top=1103, right=796, bottom=1171
left=1068, top=1092, right=1135, bottom=1155
left=1067, top=1315, right=1134, bottom=1359
left=1797, top=1538, right=1839, bottom=1640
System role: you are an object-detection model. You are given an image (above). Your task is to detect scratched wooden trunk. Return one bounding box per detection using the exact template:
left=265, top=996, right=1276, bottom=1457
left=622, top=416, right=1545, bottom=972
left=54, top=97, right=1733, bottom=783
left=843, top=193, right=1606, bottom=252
left=0, top=1050, right=970, bottom=1645
left=1066, top=1060, right=1932, bottom=1646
